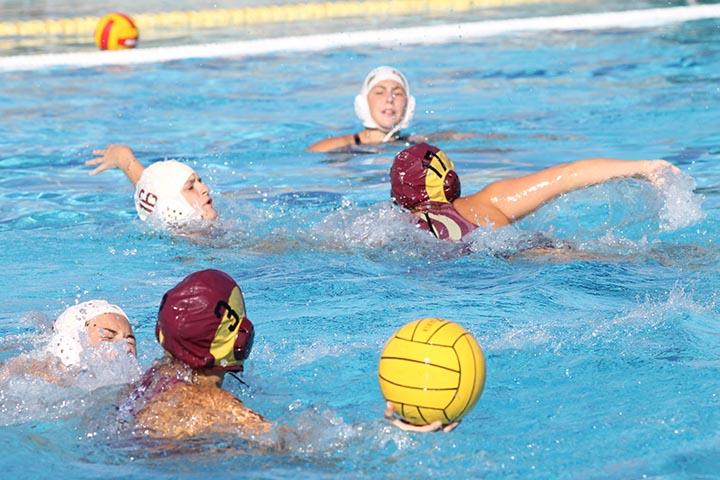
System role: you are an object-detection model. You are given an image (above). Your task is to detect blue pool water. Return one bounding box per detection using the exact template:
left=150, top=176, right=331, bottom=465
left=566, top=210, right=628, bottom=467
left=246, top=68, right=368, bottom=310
left=1, top=11, right=719, bottom=479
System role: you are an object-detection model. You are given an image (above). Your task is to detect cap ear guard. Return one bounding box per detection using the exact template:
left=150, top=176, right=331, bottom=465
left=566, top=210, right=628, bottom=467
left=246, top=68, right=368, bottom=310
left=399, top=94, right=415, bottom=131
left=444, top=170, right=461, bottom=203
left=354, top=93, right=375, bottom=129
left=233, top=317, right=254, bottom=363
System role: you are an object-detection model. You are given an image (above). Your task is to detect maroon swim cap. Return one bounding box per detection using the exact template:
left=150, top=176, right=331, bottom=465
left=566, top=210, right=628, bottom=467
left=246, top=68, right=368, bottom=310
left=156, top=269, right=254, bottom=372
left=390, top=143, right=461, bottom=209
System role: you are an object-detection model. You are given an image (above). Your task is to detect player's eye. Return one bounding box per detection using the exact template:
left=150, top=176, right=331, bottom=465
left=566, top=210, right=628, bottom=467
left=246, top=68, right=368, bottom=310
left=99, top=327, right=117, bottom=340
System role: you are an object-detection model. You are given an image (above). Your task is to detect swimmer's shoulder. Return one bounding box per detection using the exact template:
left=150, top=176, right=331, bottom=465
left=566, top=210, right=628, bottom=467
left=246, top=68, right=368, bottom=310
left=308, top=134, right=356, bottom=153
left=452, top=196, right=510, bottom=229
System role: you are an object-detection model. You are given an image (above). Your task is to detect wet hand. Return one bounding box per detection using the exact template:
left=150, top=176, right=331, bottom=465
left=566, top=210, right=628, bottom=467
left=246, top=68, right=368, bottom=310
left=384, top=401, right=459, bottom=433
left=85, top=144, right=135, bottom=175
left=645, top=159, right=681, bottom=187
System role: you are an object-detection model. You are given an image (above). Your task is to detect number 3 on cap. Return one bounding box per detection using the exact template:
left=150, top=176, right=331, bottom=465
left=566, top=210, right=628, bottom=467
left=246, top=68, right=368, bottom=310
left=214, top=300, right=240, bottom=332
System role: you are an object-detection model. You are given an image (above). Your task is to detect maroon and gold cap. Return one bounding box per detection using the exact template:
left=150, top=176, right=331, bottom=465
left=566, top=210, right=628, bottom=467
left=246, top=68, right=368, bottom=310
left=390, top=143, right=461, bottom=210
left=156, top=269, right=254, bottom=372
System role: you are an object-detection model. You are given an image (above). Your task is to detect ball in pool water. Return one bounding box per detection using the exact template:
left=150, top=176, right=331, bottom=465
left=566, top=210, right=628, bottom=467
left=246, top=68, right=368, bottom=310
left=94, top=13, right=139, bottom=50
left=378, top=318, right=486, bottom=426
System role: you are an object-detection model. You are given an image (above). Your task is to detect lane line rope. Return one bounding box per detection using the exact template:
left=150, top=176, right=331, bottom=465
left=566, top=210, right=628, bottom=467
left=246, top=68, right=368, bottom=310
left=0, top=0, right=569, bottom=38
left=1, top=5, right=718, bottom=72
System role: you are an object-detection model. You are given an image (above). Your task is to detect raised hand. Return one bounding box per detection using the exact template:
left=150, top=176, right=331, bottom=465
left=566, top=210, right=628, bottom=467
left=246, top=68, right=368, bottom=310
left=85, top=144, right=144, bottom=185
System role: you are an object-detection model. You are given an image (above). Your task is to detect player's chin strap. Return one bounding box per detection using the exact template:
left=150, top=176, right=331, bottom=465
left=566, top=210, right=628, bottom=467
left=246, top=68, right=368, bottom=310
left=228, top=371, right=249, bottom=387
left=382, top=124, right=402, bottom=143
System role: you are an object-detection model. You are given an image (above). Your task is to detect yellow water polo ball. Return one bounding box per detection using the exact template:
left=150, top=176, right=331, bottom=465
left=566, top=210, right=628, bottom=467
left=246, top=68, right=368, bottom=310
left=94, top=13, right=139, bottom=50
left=378, top=318, right=486, bottom=426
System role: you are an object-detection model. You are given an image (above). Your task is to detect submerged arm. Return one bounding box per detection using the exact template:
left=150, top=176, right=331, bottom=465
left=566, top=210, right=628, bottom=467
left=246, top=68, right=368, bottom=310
left=85, top=144, right=145, bottom=185
left=0, top=357, right=70, bottom=385
left=471, top=158, right=677, bottom=222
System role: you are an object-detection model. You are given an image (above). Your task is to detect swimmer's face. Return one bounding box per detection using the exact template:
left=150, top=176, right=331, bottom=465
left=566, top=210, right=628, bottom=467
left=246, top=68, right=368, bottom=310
left=367, top=80, right=408, bottom=132
left=85, top=313, right=137, bottom=357
left=181, top=173, right=218, bottom=221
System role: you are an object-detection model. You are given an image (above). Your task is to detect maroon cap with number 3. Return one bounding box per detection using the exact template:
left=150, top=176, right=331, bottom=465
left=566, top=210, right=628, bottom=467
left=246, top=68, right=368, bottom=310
left=156, top=269, right=254, bottom=372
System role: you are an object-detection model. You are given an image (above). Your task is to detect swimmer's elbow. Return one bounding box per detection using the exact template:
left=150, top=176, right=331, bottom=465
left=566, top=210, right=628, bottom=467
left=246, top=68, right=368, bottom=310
left=479, top=210, right=511, bottom=229
left=491, top=215, right=511, bottom=229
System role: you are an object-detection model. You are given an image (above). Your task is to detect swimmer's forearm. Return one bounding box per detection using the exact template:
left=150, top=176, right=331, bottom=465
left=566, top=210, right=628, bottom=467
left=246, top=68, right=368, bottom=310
left=121, top=153, right=144, bottom=185
left=0, top=357, right=68, bottom=384
left=108, top=145, right=144, bottom=184
left=558, top=158, right=655, bottom=190
left=308, top=134, right=353, bottom=152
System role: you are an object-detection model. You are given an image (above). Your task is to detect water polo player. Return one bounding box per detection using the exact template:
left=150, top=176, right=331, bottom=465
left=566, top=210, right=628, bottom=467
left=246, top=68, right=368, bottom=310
left=86, top=144, right=217, bottom=230
left=127, top=269, right=270, bottom=439
left=309, top=66, right=416, bottom=152
left=391, top=143, right=680, bottom=241
left=0, top=300, right=136, bottom=383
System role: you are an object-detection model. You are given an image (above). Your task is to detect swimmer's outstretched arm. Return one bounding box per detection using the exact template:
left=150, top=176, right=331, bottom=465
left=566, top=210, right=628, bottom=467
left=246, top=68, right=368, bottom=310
left=85, top=144, right=145, bottom=185
left=308, top=134, right=356, bottom=152
left=468, top=158, right=678, bottom=223
left=0, top=357, right=71, bottom=385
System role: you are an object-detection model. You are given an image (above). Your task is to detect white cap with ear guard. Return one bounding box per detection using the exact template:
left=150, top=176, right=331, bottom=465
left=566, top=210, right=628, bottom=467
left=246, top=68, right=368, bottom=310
left=354, top=66, right=416, bottom=140
left=134, top=160, right=202, bottom=229
left=47, top=300, right=128, bottom=367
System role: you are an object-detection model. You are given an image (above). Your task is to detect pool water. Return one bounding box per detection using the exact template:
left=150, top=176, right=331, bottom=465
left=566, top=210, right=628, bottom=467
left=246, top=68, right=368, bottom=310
left=1, top=10, right=719, bottom=479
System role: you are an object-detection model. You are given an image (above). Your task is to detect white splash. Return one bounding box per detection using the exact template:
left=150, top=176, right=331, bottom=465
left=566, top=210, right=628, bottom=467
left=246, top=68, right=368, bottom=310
left=487, top=326, right=552, bottom=351
left=311, top=203, right=420, bottom=249
left=289, top=339, right=370, bottom=366
left=586, top=284, right=715, bottom=342
left=273, top=405, right=419, bottom=456
left=0, top=340, right=141, bottom=426
left=654, top=168, right=704, bottom=232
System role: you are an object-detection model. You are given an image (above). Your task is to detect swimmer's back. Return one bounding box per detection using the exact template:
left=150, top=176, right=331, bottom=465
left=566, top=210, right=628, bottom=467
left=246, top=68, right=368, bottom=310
left=135, top=381, right=270, bottom=439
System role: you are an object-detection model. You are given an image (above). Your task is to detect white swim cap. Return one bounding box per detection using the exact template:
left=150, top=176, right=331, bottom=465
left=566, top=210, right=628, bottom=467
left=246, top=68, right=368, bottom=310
left=354, top=66, right=416, bottom=140
left=47, top=300, right=128, bottom=367
left=134, top=160, right=202, bottom=229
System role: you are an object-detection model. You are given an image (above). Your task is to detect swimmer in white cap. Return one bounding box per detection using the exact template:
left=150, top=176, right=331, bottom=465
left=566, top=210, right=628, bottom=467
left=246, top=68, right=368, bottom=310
left=309, top=66, right=416, bottom=152
left=0, top=300, right=136, bottom=383
left=85, top=144, right=218, bottom=230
